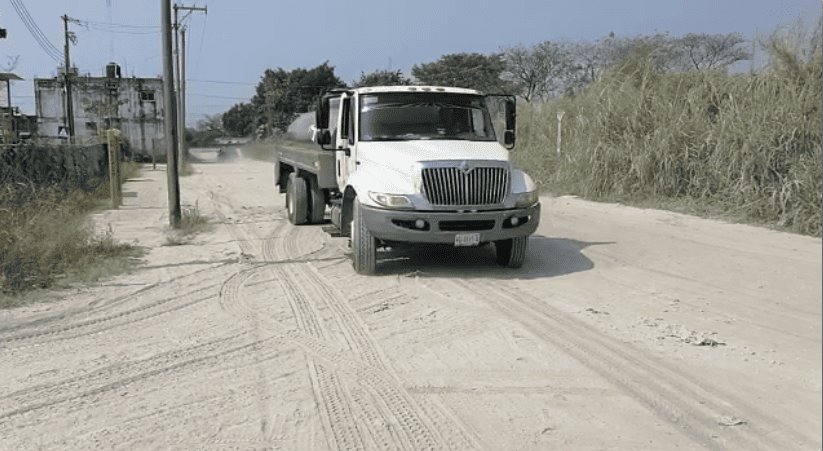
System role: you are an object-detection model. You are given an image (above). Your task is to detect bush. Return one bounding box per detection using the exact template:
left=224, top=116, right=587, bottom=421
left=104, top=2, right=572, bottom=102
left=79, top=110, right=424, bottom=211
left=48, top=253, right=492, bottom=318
left=514, top=46, right=821, bottom=236
left=0, top=159, right=142, bottom=298
left=0, top=185, right=137, bottom=294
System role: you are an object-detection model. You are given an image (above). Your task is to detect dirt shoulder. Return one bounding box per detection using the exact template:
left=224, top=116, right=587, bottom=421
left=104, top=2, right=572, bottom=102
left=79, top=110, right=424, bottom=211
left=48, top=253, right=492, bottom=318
left=0, top=149, right=819, bottom=450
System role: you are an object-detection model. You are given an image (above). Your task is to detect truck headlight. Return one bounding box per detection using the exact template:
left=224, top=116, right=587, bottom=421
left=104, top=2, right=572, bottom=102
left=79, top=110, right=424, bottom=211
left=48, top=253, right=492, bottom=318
left=514, top=191, right=538, bottom=208
left=369, top=191, right=415, bottom=209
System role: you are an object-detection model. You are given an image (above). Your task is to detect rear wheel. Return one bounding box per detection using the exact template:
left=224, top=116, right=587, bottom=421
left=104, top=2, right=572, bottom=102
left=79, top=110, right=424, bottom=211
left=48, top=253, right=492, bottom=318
left=308, top=177, right=326, bottom=224
left=351, top=198, right=377, bottom=275
left=495, top=236, right=528, bottom=268
left=286, top=172, right=308, bottom=225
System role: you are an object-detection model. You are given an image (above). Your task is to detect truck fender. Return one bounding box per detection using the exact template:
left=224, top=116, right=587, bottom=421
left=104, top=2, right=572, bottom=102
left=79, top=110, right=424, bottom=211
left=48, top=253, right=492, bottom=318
left=275, top=160, right=294, bottom=194
left=344, top=167, right=414, bottom=208
left=510, top=168, right=537, bottom=194
left=340, top=186, right=357, bottom=237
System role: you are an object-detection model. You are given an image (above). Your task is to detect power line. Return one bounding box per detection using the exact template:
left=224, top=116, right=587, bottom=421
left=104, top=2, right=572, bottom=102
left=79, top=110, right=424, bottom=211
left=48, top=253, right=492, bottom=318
left=8, top=0, right=62, bottom=61
left=189, top=92, right=250, bottom=100
left=11, top=0, right=63, bottom=59
left=187, top=78, right=256, bottom=85
left=75, top=19, right=159, bottom=29
left=194, top=11, right=207, bottom=72
left=68, top=17, right=160, bottom=35
left=9, top=0, right=62, bottom=58
left=84, top=25, right=159, bottom=35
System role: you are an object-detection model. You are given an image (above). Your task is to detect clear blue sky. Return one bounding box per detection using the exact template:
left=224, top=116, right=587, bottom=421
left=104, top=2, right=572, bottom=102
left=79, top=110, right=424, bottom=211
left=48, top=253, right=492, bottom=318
left=2, top=0, right=820, bottom=124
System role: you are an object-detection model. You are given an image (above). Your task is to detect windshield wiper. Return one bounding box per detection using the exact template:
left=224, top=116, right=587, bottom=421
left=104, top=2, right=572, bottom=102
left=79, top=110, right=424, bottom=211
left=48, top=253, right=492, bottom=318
left=366, top=102, right=476, bottom=110
left=366, top=134, right=433, bottom=141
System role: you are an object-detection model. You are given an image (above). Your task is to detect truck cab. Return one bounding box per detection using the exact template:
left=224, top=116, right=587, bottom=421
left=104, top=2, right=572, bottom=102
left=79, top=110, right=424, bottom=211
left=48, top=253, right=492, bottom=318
left=279, top=85, right=540, bottom=274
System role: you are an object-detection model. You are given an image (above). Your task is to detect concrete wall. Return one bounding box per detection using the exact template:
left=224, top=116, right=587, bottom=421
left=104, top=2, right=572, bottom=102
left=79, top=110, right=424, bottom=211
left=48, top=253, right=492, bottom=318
left=34, top=76, right=165, bottom=156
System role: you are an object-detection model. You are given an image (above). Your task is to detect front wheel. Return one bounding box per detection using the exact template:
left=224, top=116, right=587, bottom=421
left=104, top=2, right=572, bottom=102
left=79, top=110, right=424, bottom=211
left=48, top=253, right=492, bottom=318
left=351, top=198, right=377, bottom=275
left=495, top=236, right=528, bottom=268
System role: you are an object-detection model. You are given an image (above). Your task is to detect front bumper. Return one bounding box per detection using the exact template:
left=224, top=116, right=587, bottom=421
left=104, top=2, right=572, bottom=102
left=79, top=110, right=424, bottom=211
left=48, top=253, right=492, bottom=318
left=361, top=203, right=541, bottom=244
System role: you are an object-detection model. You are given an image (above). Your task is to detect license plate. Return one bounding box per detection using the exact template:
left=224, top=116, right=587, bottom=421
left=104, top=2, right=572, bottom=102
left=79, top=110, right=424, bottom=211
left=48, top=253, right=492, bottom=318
left=454, top=233, right=480, bottom=247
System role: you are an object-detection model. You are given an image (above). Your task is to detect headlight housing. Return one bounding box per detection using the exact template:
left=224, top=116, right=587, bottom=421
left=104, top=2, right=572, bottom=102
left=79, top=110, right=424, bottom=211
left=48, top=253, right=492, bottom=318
left=369, top=191, right=415, bottom=209
left=514, top=191, right=538, bottom=208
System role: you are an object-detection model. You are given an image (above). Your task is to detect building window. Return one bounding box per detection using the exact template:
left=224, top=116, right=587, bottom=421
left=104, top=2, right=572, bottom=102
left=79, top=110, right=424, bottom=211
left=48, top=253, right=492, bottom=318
left=140, top=91, right=155, bottom=102
left=85, top=121, right=98, bottom=131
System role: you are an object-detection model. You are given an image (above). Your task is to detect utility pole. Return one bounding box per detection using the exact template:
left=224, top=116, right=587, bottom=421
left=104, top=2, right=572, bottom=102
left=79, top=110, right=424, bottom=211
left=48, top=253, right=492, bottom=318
left=180, top=26, right=188, bottom=163
left=62, top=15, right=75, bottom=144
left=173, top=3, right=206, bottom=166
left=161, top=0, right=181, bottom=226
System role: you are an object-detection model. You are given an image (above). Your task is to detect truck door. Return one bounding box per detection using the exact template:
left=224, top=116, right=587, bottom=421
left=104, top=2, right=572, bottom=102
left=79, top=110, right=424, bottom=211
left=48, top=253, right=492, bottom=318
left=335, top=93, right=357, bottom=191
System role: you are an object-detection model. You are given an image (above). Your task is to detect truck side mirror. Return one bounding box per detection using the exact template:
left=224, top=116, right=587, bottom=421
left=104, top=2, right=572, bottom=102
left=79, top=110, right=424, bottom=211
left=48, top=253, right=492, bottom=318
left=504, top=130, right=515, bottom=147
left=504, top=98, right=516, bottom=149
left=315, top=94, right=336, bottom=149
left=316, top=96, right=330, bottom=129
left=316, top=129, right=332, bottom=147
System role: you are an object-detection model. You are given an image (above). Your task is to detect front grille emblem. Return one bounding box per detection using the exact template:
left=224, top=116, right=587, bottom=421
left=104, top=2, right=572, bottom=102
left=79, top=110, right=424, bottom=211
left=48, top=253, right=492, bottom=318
left=458, top=161, right=473, bottom=174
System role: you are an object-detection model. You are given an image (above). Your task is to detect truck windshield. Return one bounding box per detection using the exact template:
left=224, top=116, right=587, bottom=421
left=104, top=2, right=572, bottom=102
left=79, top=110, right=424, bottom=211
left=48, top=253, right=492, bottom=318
left=359, top=92, right=497, bottom=142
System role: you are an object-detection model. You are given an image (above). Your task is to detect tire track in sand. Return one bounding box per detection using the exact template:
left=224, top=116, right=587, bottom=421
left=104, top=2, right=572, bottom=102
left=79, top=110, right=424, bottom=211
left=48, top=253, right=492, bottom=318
left=211, top=194, right=370, bottom=450
left=0, top=263, right=228, bottom=336
left=212, top=180, right=479, bottom=450
left=446, top=278, right=816, bottom=451
left=261, top=220, right=478, bottom=450
left=0, top=272, right=231, bottom=351
left=0, top=331, right=301, bottom=422
left=219, top=267, right=369, bottom=451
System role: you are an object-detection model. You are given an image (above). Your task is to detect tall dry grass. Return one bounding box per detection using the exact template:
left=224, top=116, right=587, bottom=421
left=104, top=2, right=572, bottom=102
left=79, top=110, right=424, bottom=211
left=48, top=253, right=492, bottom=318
left=514, top=40, right=821, bottom=236
left=0, top=162, right=141, bottom=298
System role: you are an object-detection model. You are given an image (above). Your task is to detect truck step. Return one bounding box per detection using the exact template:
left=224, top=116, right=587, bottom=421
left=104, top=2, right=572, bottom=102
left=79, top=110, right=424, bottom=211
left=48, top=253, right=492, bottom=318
left=322, top=225, right=342, bottom=237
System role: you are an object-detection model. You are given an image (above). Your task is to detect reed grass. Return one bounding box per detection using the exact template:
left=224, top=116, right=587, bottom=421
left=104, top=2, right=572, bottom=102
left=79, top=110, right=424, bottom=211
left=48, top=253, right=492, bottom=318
left=514, top=45, right=821, bottom=236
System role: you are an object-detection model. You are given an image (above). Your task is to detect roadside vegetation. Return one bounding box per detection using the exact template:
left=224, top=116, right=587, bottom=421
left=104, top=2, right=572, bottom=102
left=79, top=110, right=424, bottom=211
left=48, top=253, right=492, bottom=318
left=0, top=156, right=142, bottom=304
left=164, top=203, right=211, bottom=246
left=513, top=31, right=821, bottom=236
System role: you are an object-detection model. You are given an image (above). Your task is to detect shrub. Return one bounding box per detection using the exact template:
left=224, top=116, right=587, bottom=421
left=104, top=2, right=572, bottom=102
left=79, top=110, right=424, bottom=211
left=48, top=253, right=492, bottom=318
left=514, top=44, right=821, bottom=236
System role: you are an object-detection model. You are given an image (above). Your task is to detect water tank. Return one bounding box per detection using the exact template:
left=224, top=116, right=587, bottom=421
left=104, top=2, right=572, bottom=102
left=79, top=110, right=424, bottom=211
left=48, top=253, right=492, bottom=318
left=285, top=112, right=315, bottom=142
left=105, top=62, right=121, bottom=79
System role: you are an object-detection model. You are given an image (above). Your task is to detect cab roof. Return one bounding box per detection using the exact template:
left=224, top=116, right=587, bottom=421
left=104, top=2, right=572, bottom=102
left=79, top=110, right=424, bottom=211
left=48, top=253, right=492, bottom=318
left=353, top=85, right=482, bottom=95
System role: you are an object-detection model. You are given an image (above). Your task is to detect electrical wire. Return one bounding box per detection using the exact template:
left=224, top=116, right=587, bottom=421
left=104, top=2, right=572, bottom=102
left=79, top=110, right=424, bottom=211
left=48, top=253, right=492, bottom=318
left=74, top=19, right=159, bottom=29
left=195, top=12, right=207, bottom=72
left=189, top=92, right=251, bottom=100
left=10, top=0, right=63, bottom=59
left=188, top=78, right=256, bottom=86
left=9, top=0, right=62, bottom=58
left=8, top=0, right=62, bottom=61
left=83, top=25, right=159, bottom=35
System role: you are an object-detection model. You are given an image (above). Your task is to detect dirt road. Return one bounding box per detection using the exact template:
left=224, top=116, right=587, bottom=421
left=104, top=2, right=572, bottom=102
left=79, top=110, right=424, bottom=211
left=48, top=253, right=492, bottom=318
left=1, top=149, right=820, bottom=450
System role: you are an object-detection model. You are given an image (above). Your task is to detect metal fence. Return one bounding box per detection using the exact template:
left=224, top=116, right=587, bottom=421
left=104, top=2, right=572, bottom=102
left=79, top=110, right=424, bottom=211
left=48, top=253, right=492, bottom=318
left=0, top=144, right=106, bottom=189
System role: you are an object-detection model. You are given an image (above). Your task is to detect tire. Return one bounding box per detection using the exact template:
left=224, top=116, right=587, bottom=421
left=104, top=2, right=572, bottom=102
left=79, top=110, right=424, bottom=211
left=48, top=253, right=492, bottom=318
left=351, top=198, right=377, bottom=275
left=308, top=176, right=326, bottom=224
left=286, top=172, right=309, bottom=225
left=495, top=236, right=528, bottom=268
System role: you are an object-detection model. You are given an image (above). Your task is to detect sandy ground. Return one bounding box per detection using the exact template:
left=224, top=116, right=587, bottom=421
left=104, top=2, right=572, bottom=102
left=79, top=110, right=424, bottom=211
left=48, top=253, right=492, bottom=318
left=0, top=148, right=820, bottom=450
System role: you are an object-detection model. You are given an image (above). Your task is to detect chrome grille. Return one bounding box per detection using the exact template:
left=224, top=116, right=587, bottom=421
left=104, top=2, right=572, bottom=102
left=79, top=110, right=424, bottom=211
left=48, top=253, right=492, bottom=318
left=421, top=166, right=509, bottom=206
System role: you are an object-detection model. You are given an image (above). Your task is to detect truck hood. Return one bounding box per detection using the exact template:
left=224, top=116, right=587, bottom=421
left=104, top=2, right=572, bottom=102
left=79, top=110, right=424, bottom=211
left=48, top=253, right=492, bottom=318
left=357, top=140, right=509, bottom=175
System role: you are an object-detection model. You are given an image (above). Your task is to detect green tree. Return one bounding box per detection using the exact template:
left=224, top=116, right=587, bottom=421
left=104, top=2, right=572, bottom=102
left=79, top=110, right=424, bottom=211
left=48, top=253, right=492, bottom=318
left=251, top=62, right=345, bottom=134
left=353, top=69, right=411, bottom=87
left=222, top=102, right=255, bottom=136
left=186, top=113, right=224, bottom=146
left=411, top=53, right=509, bottom=93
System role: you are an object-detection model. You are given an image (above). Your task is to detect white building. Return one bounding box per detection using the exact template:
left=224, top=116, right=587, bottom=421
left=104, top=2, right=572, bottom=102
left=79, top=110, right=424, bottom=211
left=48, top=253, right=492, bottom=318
left=34, top=63, right=165, bottom=158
